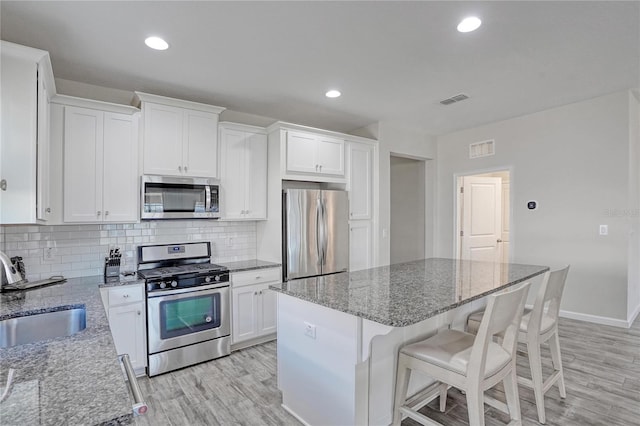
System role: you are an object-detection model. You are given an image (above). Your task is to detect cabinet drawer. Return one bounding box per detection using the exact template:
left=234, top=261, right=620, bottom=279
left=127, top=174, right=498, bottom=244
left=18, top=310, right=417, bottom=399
left=232, top=268, right=281, bottom=288
left=108, top=284, right=144, bottom=306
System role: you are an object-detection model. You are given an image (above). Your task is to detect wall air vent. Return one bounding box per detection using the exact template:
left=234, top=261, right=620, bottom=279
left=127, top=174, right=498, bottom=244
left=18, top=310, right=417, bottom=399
left=469, top=139, right=495, bottom=159
left=440, top=93, right=469, bottom=105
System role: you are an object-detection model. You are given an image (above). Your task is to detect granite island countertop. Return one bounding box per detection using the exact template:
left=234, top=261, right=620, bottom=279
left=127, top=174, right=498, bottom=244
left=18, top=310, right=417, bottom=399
left=0, top=276, right=140, bottom=425
left=270, top=258, right=548, bottom=327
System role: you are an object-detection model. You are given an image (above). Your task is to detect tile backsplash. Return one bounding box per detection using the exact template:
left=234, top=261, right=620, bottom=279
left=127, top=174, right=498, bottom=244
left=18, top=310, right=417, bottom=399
left=1, top=221, right=257, bottom=281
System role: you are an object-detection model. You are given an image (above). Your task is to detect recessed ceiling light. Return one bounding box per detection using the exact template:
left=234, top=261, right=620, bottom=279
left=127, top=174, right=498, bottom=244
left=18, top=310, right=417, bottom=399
left=325, top=90, right=341, bottom=98
left=457, top=16, right=482, bottom=33
left=145, top=36, right=169, bottom=50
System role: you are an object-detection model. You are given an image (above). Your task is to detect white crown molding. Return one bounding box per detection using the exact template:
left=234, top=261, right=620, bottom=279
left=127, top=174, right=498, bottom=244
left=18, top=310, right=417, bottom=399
left=133, top=91, right=226, bottom=114
left=51, top=94, right=140, bottom=115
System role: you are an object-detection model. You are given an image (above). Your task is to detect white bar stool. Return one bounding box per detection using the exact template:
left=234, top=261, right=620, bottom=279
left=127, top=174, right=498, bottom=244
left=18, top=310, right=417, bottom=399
left=392, top=282, right=531, bottom=426
left=467, top=266, right=570, bottom=424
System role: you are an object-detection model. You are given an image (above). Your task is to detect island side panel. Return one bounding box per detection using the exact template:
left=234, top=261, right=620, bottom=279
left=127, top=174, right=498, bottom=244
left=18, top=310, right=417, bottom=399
left=277, top=293, right=361, bottom=426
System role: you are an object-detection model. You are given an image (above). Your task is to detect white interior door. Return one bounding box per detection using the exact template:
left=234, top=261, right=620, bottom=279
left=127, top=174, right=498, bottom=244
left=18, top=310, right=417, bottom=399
left=460, top=176, right=502, bottom=290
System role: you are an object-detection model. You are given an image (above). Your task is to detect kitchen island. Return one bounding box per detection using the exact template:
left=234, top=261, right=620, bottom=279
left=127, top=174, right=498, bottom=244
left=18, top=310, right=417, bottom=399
left=269, top=258, right=548, bottom=426
left=0, top=276, right=138, bottom=425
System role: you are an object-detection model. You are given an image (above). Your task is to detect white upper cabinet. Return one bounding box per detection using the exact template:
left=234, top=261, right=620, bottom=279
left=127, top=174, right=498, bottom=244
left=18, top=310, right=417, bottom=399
left=135, top=92, right=225, bottom=178
left=285, top=130, right=345, bottom=180
left=219, top=123, right=267, bottom=220
left=62, top=99, right=139, bottom=223
left=348, top=141, right=374, bottom=220
left=0, top=41, right=56, bottom=224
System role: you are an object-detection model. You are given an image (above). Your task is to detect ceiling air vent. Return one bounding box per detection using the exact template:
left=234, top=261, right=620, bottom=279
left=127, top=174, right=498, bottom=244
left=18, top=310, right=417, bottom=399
left=469, top=140, right=495, bottom=159
left=440, top=93, right=469, bottom=105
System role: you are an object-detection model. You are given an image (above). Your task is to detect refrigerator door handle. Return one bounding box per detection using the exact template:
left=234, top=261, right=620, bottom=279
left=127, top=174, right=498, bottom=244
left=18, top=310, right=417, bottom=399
left=321, top=198, right=328, bottom=266
left=316, top=197, right=323, bottom=267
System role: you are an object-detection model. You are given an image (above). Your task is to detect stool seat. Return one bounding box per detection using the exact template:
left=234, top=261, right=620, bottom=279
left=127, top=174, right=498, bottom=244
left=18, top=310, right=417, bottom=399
left=401, top=329, right=511, bottom=377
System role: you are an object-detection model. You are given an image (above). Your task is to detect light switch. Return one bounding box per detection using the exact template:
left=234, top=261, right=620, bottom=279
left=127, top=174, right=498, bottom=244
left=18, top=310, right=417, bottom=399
left=599, top=225, right=608, bottom=235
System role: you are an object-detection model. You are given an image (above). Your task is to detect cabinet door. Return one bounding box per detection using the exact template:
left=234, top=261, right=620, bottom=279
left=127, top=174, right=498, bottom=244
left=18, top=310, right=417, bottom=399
left=0, top=51, right=38, bottom=224
left=245, top=133, right=268, bottom=219
left=64, top=107, right=103, bottom=222
left=108, top=302, right=146, bottom=372
left=258, top=285, right=277, bottom=336
left=232, top=285, right=259, bottom=343
left=143, top=102, right=183, bottom=176
left=220, top=128, right=247, bottom=219
left=103, top=113, right=138, bottom=222
left=36, top=67, right=51, bottom=221
left=286, top=131, right=318, bottom=174
left=316, top=136, right=345, bottom=176
left=348, top=142, right=373, bottom=220
left=183, top=109, right=218, bottom=177
left=349, top=221, right=373, bottom=272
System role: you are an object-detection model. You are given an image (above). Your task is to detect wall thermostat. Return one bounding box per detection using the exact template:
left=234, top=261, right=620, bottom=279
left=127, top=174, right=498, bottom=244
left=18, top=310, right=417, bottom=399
left=527, top=201, right=537, bottom=210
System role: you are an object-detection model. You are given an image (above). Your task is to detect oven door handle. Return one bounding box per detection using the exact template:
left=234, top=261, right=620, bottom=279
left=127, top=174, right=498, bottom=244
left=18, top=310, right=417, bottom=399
left=147, top=282, right=229, bottom=298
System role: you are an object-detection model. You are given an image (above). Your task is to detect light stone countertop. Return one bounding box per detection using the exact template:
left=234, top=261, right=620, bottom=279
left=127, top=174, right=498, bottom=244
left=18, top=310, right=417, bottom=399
left=0, top=276, right=136, bottom=425
left=270, top=258, right=549, bottom=327
left=218, top=259, right=281, bottom=273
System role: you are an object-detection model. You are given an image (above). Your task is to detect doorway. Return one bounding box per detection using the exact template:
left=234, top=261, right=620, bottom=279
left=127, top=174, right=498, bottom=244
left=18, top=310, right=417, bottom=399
left=456, top=170, right=511, bottom=264
left=390, top=156, right=425, bottom=263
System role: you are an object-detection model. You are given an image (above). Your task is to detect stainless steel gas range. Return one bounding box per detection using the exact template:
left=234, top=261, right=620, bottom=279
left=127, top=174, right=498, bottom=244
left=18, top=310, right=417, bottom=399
left=137, top=242, right=230, bottom=377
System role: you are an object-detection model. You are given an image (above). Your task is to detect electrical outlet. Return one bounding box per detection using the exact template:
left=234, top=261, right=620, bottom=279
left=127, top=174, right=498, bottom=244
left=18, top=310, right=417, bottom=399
left=44, top=247, right=55, bottom=261
left=599, top=224, right=608, bottom=236
left=304, top=321, right=316, bottom=339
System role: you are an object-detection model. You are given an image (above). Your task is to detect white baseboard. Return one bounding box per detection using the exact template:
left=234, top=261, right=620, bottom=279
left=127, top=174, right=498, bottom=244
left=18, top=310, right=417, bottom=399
left=559, top=309, right=630, bottom=328
left=281, top=403, right=312, bottom=426
left=525, top=303, right=632, bottom=328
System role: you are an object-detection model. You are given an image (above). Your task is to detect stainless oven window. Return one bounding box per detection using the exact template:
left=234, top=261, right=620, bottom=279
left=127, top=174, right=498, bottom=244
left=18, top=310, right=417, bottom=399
left=159, top=293, right=221, bottom=339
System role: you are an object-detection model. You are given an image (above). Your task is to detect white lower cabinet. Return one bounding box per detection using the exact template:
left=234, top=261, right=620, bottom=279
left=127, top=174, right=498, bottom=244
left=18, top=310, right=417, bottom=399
left=231, top=268, right=280, bottom=345
left=102, top=284, right=147, bottom=375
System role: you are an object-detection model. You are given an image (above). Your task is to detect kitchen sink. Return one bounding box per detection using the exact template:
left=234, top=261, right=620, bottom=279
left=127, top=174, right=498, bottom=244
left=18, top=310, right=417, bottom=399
left=0, top=307, right=87, bottom=349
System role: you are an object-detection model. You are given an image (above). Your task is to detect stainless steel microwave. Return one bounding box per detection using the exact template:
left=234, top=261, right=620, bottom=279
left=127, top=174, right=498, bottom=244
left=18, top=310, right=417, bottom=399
left=141, top=175, right=220, bottom=220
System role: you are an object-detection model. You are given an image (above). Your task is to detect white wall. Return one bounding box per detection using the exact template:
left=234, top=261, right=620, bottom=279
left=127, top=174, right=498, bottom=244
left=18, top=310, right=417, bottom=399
left=377, top=122, right=436, bottom=266
left=390, top=156, right=425, bottom=263
left=436, top=91, right=632, bottom=322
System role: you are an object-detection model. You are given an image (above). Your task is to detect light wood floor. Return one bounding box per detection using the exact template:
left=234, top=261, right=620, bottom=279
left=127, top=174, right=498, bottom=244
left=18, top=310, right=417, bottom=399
left=135, top=316, right=640, bottom=426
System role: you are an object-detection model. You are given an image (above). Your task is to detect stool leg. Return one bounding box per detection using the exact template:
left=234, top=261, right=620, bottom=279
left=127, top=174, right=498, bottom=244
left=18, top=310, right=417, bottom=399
left=393, top=355, right=411, bottom=426
left=503, top=361, right=522, bottom=422
left=527, top=340, right=547, bottom=424
left=549, top=331, right=566, bottom=398
left=439, top=382, right=448, bottom=412
left=465, top=381, right=485, bottom=426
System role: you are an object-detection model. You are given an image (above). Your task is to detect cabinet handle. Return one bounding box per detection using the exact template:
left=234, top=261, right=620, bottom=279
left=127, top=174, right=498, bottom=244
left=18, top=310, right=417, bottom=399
left=137, top=311, right=141, bottom=316
left=255, top=276, right=261, bottom=279
left=315, top=164, right=319, bottom=171
left=319, top=165, right=322, bottom=172
left=46, top=207, right=51, bottom=213
left=259, top=290, right=263, bottom=295
left=105, top=211, right=109, bottom=216
left=97, top=211, right=101, bottom=216
left=254, top=291, right=258, bottom=295
left=123, top=294, right=129, bottom=298
left=0, top=179, right=6, bottom=191
left=184, top=166, right=188, bottom=173
left=178, top=166, right=182, bottom=172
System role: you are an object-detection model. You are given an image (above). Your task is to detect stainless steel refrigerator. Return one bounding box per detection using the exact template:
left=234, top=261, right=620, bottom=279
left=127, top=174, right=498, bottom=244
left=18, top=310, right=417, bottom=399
left=282, top=189, right=349, bottom=281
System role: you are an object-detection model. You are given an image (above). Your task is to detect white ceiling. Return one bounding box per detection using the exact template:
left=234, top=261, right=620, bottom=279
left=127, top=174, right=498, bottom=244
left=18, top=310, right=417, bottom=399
left=1, top=1, right=638, bottom=135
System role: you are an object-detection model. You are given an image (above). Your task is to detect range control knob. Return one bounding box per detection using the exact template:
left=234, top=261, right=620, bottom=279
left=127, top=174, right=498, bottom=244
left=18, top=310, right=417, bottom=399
left=171, top=280, right=178, bottom=288
left=205, top=276, right=211, bottom=283
left=159, top=282, right=167, bottom=289
left=214, top=275, right=221, bottom=282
